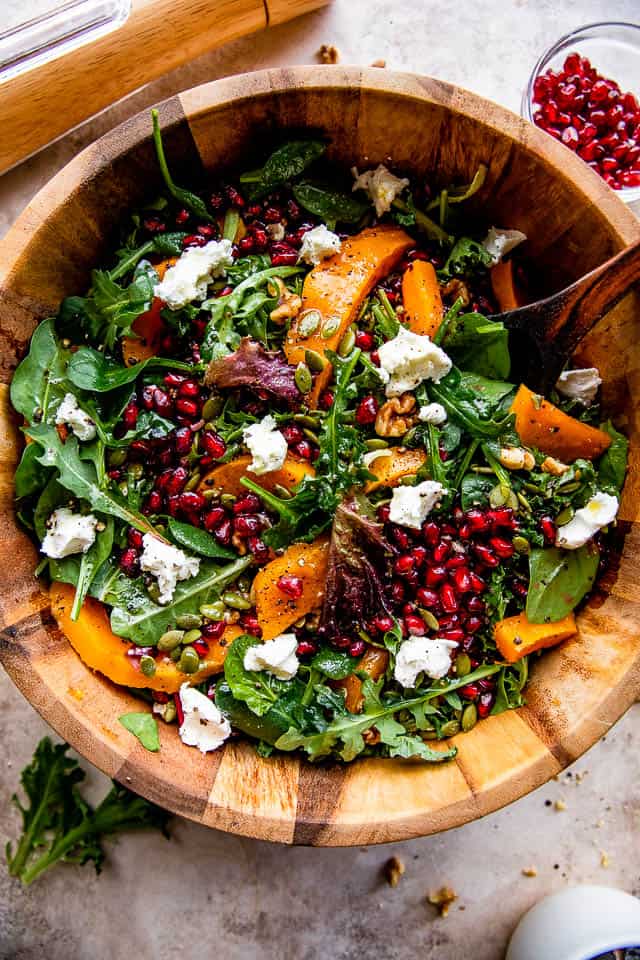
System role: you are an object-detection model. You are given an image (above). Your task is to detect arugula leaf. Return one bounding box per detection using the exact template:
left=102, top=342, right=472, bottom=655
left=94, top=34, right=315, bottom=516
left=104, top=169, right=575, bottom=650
left=108, top=233, right=188, bottom=283
left=108, top=555, right=251, bottom=646
left=6, top=738, right=169, bottom=885
left=441, top=311, right=511, bottom=380
left=119, top=713, right=160, bottom=752
left=391, top=195, right=450, bottom=243
left=167, top=518, right=236, bottom=559
left=26, top=425, right=160, bottom=537
left=492, top=659, right=529, bottom=714
left=67, top=347, right=196, bottom=392
left=10, top=318, right=71, bottom=422
left=311, top=647, right=360, bottom=680
left=151, top=109, right=212, bottom=221
left=223, top=634, right=288, bottom=716
left=71, top=518, right=114, bottom=621
left=241, top=475, right=333, bottom=549
left=240, top=140, right=326, bottom=198
left=440, top=236, right=492, bottom=278
left=598, top=421, right=628, bottom=493
left=292, top=182, right=369, bottom=226
left=526, top=545, right=599, bottom=624
left=15, top=443, right=52, bottom=500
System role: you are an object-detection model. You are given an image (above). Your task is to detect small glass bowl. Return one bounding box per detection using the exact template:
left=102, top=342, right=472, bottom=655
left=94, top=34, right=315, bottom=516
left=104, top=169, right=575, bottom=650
left=522, top=21, right=640, bottom=205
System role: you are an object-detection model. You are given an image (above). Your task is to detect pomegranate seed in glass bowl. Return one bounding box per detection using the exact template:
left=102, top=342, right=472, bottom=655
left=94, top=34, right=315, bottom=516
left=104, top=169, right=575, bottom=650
left=522, top=22, right=640, bottom=206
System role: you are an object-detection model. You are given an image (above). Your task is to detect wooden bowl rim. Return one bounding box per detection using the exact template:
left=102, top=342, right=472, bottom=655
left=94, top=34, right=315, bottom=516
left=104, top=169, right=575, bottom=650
left=1, top=66, right=640, bottom=846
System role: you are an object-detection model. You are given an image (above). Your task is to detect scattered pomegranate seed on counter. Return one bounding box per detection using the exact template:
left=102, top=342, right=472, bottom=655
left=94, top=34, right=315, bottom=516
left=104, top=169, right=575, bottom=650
left=532, top=53, right=640, bottom=190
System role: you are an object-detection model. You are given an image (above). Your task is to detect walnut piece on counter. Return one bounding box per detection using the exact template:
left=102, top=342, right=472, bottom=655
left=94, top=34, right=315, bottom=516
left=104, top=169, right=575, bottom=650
left=383, top=855, right=405, bottom=887
left=371, top=59, right=386, bottom=68
left=375, top=393, right=418, bottom=437
left=521, top=866, right=538, bottom=877
left=318, top=44, right=339, bottom=64
left=427, top=885, right=457, bottom=917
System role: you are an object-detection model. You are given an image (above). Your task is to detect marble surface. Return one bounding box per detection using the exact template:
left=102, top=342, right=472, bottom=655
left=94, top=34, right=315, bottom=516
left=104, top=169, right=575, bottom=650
left=1, top=1, right=640, bottom=957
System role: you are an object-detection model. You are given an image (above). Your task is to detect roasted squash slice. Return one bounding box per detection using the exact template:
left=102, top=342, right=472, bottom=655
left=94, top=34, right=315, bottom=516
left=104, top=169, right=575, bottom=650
left=121, top=258, right=175, bottom=367
left=336, top=647, right=389, bottom=712
left=364, top=448, right=427, bottom=492
left=510, top=384, right=612, bottom=461
left=491, top=259, right=522, bottom=312
left=401, top=260, right=444, bottom=338
left=253, top=537, right=330, bottom=641
left=284, top=225, right=413, bottom=407
left=494, top=611, right=577, bottom=663
left=51, top=583, right=241, bottom=693
left=198, top=454, right=314, bottom=499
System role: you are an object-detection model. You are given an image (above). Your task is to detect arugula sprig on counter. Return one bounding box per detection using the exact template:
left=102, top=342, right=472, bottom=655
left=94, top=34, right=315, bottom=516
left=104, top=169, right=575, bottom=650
left=7, top=738, right=169, bottom=886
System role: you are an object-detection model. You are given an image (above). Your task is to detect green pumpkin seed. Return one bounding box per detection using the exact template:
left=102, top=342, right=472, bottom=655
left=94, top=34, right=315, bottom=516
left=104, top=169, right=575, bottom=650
left=420, top=610, right=440, bottom=632
left=202, top=489, right=218, bottom=501
left=107, top=448, right=127, bottom=467
left=182, top=629, right=203, bottom=645
left=337, top=326, right=356, bottom=357
left=157, top=629, right=185, bottom=652
left=365, top=438, right=389, bottom=450
left=184, top=471, right=201, bottom=492
left=200, top=601, right=226, bottom=620
left=512, top=535, right=531, bottom=555
left=295, top=362, right=313, bottom=394
left=179, top=646, right=200, bottom=674
left=305, top=348, right=327, bottom=372
left=297, top=309, right=322, bottom=338
left=293, top=414, right=321, bottom=429
left=273, top=483, right=293, bottom=500
left=489, top=484, right=507, bottom=507
left=140, top=655, right=157, bottom=677
left=128, top=463, right=144, bottom=480
left=516, top=491, right=532, bottom=514
left=170, top=647, right=182, bottom=662
left=507, top=490, right=520, bottom=512
left=175, top=613, right=202, bottom=630
left=221, top=494, right=236, bottom=510
left=399, top=474, right=417, bottom=486
left=147, top=581, right=162, bottom=604
left=303, top=428, right=320, bottom=444
left=321, top=315, right=341, bottom=339
left=455, top=653, right=471, bottom=677
left=440, top=720, right=460, bottom=738
left=222, top=591, right=252, bottom=610
left=421, top=729, right=438, bottom=740
left=202, top=396, right=223, bottom=420
left=555, top=506, right=575, bottom=526
left=558, top=481, right=581, bottom=494
left=163, top=701, right=177, bottom=724
left=118, top=481, right=129, bottom=497
left=461, top=702, right=478, bottom=732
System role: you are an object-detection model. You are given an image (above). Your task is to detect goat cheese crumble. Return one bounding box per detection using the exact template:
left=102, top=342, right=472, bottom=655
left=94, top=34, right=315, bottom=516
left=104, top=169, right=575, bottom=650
left=243, top=633, right=299, bottom=680
left=555, top=492, right=619, bottom=550
left=139, top=534, right=200, bottom=605
left=418, top=402, right=448, bottom=425
left=555, top=367, right=602, bottom=406
left=55, top=393, right=96, bottom=442
left=41, top=507, right=98, bottom=559
left=178, top=683, right=231, bottom=753
left=389, top=480, right=446, bottom=530
left=482, top=227, right=527, bottom=265
left=298, top=224, right=342, bottom=265
left=394, top=636, right=458, bottom=688
left=153, top=239, right=233, bottom=309
left=352, top=164, right=409, bottom=217
left=378, top=326, right=452, bottom=397
left=242, top=414, right=288, bottom=475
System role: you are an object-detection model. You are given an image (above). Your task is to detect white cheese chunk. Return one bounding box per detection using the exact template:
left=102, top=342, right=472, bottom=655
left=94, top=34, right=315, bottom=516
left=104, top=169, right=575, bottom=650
left=41, top=507, right=98, bottom=559
left=555, top=492, right=619, bottom=550
left=298, top=224, right=342, bottom=265
left=482, top=227, right=527, bottom=265
left=389, top=480, right=445, bottom=530
left=378, top=326, right=452, bottom=397
left=139, top=534, right=200, bottom=605
left=555, top=367, right=602, bottom=406
left=55, top=392, right=96, bottom=442
left=243, top=633, right=299, bottom=680
left=153, top=238, right=233, bottom=309
left=394, top=636, right=458, bottom=688
left=351, top=164, right=409, bottom=217
left=418, top=402, right=448, bottom=425
left=178, top=683, right=231, bottom=753
left=242, top=414, right=287, bottom=476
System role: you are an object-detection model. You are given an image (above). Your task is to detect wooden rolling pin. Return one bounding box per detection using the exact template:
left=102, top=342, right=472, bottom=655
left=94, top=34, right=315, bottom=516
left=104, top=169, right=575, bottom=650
left=0, top=0, right=331, bottom=175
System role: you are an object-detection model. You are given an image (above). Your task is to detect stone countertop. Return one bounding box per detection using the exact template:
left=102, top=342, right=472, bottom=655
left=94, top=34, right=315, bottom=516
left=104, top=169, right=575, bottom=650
left=1, top=1, right=640, bottom=957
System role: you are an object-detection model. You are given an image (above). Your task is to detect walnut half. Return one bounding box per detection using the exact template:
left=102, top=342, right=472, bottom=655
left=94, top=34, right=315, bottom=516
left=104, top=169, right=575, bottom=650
left=375, top=393, right=418, bottom=437
left=269, top=278, right=302, bottom=324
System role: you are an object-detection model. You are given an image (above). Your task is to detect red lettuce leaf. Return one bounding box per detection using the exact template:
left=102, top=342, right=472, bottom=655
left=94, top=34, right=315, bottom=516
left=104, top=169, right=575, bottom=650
left=205, top=338, right=300, bottom=403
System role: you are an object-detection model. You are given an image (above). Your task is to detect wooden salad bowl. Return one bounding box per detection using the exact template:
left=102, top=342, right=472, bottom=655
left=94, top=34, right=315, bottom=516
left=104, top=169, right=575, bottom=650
left=1, top=68, right=640, bottom=846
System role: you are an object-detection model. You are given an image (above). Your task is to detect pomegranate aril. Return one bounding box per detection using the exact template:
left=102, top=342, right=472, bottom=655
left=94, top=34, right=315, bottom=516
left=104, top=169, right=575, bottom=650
left=489, top=536, right=515, bottom=559
left=233, top=514, right=263, bottom=536
left=355, top=330, right=375, bottom=351
left=391, top=527, right=410, bottom=550
left=412, top=545, right=428, bottom=567
left=460, top=683, right=479, bottom=699
left=176, top=398, right=199, bottom=418
left=183, top=234, right=207, bottom=248
left=119, top=547, right=139, bottom=576
left=416, top=587, right=439, bottom=608
left=203, top=506, right=226, bottom=531
left=441, top=628, right=464, bottom=643
left=123, top=402, right=139, bottom=429
left=445, top=554, right=467, bottom=570
left=465, top=509, right=489, bottom=534
left=233, top=493, right=261, bottom=515
left=422, top=521, right=440, bottom=546
left=349, top=640, right=366, bottom=658
left=213, top=518, right=232, bottom=544
left=178, top=491, right=205, bottom=512
left=394, top=554, right=415, bottom=576
left=202, top=431, right=226, bottom=459
left=277, top=574, right=304, bottom=599
left=451, top=567, right=472, bottom=593
left=270, top=243, right=298, bottom=266
left=333, top=635, right=352, bottom=650
left=440, top=583, right=458, bottom=613
left=127, top=528, right=144, bottom=549
left=146, top=490, right=163, bottom=512
left=467, top=594, right=486, bottom=613
left=355, top=395, right=379, bottom=425
left=404, top=614, right=426, bottom=636
left=319, top=390, right=334, bottom=410
left=478, top=692, right=495, bottom=718
left=165, top=467, right=189, bottom=496
left=390, top=581, right=405, bottom=604
left=296, top=640, right=316, bottom=657
left=425, top=565, right=447, bottom=586
left=295, top=439, right=313, bottom=460
left=433, top=540, right=451, bottom=562
left=473, top=544, right=499, bottom=567
left=247, top=536, right=269, bottom=562
left=202, top=620, right=226, bottom=640
left=540, top=516, right=556, bottom=544
left=282, top=424, right=304, bottom=445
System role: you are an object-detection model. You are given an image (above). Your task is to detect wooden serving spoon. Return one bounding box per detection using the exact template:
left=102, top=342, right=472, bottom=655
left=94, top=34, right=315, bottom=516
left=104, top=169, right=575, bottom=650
left=492, top=238, right=640, bottom=392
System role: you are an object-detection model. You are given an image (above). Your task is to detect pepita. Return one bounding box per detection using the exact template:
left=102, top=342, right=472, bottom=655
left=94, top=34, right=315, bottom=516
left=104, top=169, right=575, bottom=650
left=337, top=326, right=356, bottom=357
left=182, top=629, right=203, bottom=645
left=420, top=609, right=440, bottom=631
left=140, top=655, right=157, bottom=678
left=202, top=396, right=224, bottom=420
left=175, top=613, right=203, bottom=630
left=555, top=506, right=575, bottom=526
left=157, top=629, right=185, bottom=652
left=512, top=535, right=531, bottom=554
left=293, top=414, right=321, bottom=429
left=184, top=471, right=201, bottom=492
left=461, top=703, right=478, bottom=732
left=489, top=484, right=507, bottom=507
left=365, top=438, right=389, bottom=450
left=178, top=646, right=200, bottom=674
left=455, top=653, right=471, bottom=677
left=221, top=494, right=236, bottom=510
left=305, top=348, right=327, bottom=372
left=297, top=309, right=322, bottom=338
left=321, top=315, right=341, bottom=339
left=295, top=362, right=313, bottom=394
left=222, top=591, right=252, bottom=610
left=440, top=720, right=460, bottom=738
left=200, top=601, right=226, bottom=620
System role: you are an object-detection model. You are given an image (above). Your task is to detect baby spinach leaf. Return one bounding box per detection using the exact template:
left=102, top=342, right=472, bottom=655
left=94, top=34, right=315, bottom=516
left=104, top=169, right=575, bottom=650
left=311, top=647, right=359, bottom=680
left=71, top=519, right=114, bottom=621
left=166, top=519, right=235, bottom=559
left=10, top=318, right=71, bottom=422
left=292, top=182, right=369, bottom=225
left=15, top=444, right=52, bottom=500
left=67, top=347, right=195, bottom=392
left=151, top=109, right=212, bottom=222
left=598, top=421, right=628, bottom=493
left=223, top=634, right=288, bottom=716
left=441, top=311, right=511, bottom=380
left=109, top=555, right=251, bottom=646
left=241, top=140, right=326, bottom=199
left=118, top=713, right=160, bottom=752
left=526, top=545, right=599, bottom=624
left=430, top=368, right=513, bottom=438
left=456, top=371, right=515, bottom=416
left=214, top=681, right=291, bottom=744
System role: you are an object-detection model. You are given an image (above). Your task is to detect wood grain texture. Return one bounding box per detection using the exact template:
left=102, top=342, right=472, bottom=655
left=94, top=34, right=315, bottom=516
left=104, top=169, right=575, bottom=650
left=0, top=0, right=331, bottom=175
left=1, top=67, right=639, bottom=846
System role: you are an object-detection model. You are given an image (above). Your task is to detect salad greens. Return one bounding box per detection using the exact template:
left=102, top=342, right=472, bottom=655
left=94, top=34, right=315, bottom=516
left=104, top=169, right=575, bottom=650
left=11, top=126, right=627, bottom=768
